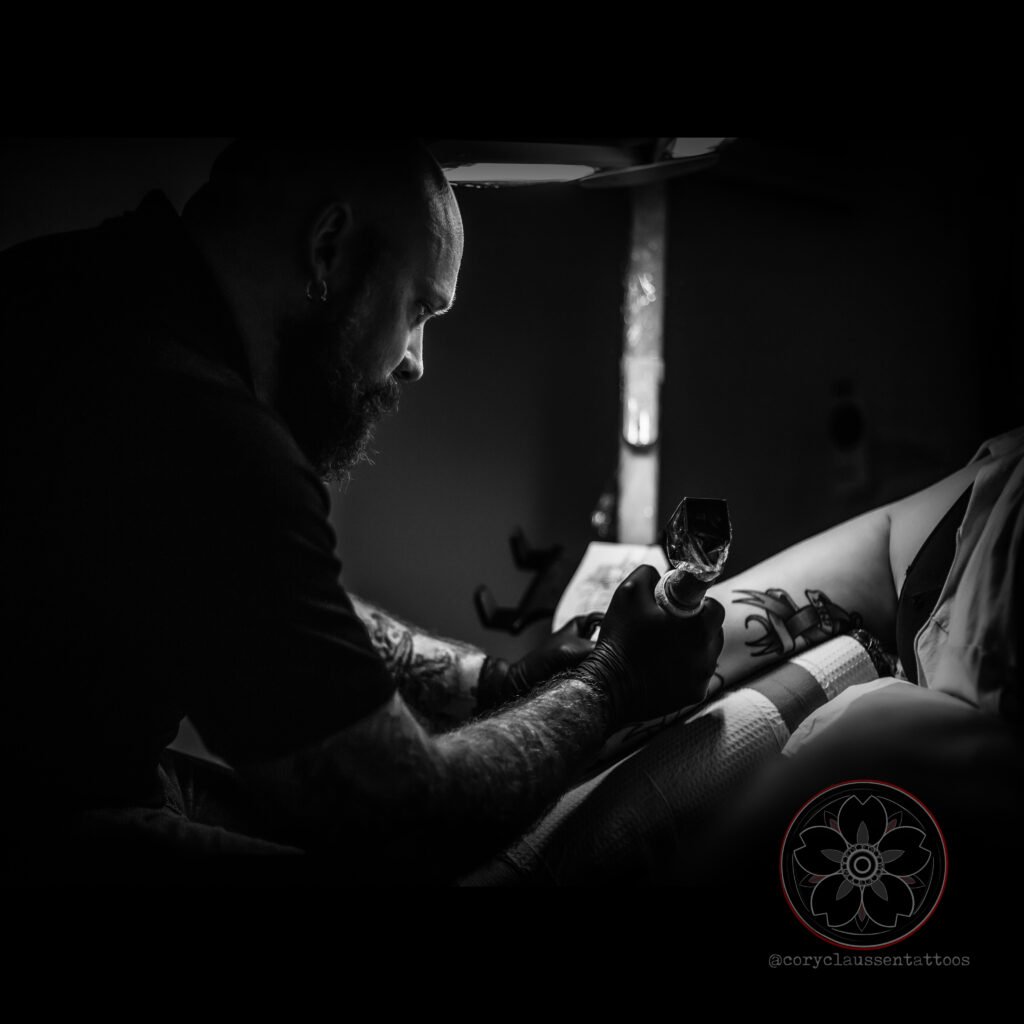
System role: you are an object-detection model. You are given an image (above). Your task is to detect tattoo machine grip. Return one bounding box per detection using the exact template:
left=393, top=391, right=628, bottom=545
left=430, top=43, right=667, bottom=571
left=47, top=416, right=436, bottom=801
left=655, top=497, right=732, bottom=618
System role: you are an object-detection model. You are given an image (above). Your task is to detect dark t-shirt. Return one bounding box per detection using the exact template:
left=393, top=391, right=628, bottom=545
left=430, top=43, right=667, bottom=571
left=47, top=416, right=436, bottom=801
left=1, top=191, right=396, bottom=811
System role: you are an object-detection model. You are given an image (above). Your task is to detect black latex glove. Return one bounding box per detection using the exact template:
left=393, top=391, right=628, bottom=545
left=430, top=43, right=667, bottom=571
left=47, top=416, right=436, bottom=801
left=582, top=564, right=725, bottom=725
left=477, top=615, right=598, bottom=712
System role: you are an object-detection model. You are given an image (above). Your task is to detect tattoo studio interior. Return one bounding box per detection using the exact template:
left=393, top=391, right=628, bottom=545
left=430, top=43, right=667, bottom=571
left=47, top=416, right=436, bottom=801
left=1, top=137, right=1020, bottom=948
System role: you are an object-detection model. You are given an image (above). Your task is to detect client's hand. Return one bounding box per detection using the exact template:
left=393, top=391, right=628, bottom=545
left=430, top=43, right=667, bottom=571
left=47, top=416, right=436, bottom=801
left=477, top=616, right=597, bottom=711
left=583, top=564, right=725, bottom=724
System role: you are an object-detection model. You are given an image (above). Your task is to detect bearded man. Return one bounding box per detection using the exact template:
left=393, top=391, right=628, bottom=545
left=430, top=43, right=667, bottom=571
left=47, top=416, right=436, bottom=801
left=0, top=139, right=724, bottom=885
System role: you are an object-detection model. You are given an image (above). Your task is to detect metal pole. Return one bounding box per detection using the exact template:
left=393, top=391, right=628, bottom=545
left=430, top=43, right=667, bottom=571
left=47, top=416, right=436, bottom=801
left=617, top=181, right=667, bottom=544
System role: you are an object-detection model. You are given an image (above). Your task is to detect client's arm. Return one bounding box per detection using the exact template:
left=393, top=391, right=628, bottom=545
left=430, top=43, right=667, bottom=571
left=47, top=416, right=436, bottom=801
left=704, top=504, right=896, bottom=693
left=706, top=457, right=983, bottom=693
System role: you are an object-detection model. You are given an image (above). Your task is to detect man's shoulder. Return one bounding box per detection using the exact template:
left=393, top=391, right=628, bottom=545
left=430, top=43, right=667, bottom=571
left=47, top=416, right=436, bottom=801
left=0, top=201, right=149, bottom=293
left=0, top=218, right=118, bottom=331
left=144, top=346, right=326, bottom=512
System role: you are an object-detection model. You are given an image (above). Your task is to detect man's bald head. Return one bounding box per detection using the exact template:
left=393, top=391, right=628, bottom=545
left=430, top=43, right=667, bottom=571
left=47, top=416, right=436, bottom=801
left=182, top=139, right=463, bottom=482
left=184, top=138, right=454, bottom=248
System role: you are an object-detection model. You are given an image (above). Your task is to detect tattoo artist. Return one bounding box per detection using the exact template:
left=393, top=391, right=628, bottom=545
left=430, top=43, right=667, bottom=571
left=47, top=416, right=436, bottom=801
left=1, top=138, right=724, bottom=885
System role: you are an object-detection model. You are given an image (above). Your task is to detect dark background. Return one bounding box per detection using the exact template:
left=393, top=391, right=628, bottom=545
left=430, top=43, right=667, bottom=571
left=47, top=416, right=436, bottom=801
left=2, top=136, right=1019, bottom=668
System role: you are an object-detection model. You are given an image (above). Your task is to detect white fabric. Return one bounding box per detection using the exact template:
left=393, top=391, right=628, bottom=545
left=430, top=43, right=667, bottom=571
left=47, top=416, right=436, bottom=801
left=690, top=686, right=793, bottom=749
left=790, top=632, right=877, bottom=701
left=781, top=678, right=911, bottom=755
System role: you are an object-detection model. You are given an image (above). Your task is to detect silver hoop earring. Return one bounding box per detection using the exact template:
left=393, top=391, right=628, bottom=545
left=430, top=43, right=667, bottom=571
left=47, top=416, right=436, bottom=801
left=306, top=279, right=328, bottom=302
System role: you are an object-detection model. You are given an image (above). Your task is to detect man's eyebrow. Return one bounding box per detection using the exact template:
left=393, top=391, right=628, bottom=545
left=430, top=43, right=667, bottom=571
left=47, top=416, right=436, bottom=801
left=425, top=289, right=455, bottom=316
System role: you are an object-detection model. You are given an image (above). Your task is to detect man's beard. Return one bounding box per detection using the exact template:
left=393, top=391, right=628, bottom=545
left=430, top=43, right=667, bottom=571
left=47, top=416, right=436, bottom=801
left=275, top=294, right=402, bottom=483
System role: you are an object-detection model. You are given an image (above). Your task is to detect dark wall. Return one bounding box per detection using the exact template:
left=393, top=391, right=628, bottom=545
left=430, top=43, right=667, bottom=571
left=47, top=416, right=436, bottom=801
left=658, top=138, right=1022, bottom=580
left=2, top=138, right=1018, bottom=667
left=0, top=137, right=228, bottom=241
left=334, top=181, right=629, bottom=661
left=339, top=138, right=1021, bottom=660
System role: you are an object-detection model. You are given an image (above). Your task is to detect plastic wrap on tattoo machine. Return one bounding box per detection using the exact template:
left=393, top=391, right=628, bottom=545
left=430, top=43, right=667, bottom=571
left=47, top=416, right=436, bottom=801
left=654, top=497, right=732, bottom=618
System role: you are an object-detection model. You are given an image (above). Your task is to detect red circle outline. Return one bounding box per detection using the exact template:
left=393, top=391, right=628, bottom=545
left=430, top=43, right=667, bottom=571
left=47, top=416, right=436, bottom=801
left=778, top=777, right=949, bottom=950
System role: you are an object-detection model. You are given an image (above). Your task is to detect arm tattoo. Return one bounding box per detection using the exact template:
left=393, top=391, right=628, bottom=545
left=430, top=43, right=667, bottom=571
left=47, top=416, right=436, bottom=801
left=350, top=595, right=485, bottom=730
left=732, top=586, right=862, bottom=659
left=264, top=670, right=615, bottom=883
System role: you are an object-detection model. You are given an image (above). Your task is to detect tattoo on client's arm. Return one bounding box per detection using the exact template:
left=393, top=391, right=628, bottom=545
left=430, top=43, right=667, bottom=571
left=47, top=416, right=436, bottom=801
left=349, top=594, right=486, bottom=731
left=733, top=586, right=862, bottom=660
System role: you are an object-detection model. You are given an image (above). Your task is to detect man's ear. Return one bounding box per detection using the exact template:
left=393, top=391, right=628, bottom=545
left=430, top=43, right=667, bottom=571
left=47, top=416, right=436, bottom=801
left=309, top=201, right=354, bottom=282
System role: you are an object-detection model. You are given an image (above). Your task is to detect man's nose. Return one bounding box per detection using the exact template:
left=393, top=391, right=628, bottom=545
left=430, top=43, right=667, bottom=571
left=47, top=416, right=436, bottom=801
left=395, top=329, right=424, bottom=383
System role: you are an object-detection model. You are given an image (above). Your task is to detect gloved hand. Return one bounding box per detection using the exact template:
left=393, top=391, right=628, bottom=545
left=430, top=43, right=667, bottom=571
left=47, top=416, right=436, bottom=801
left=581, top=564, right=725, bottom=726
left=477, top=616, right=598, bottom=712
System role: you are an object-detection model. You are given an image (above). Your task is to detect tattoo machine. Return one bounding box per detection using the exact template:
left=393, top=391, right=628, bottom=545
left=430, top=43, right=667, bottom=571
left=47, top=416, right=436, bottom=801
left=655, top=497, right=732, bottom=618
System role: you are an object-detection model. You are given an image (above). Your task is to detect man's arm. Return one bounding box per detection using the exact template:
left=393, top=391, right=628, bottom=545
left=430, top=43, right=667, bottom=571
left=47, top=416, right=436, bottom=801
left=351, top=499, right=896, bottom=736
left=348, top=593, right=485, bottom=730
left=349, top=593, right=597, bottom=729
left=236, top=566, right=724, bottom=883
left=238, top=673, right=612, bottom=883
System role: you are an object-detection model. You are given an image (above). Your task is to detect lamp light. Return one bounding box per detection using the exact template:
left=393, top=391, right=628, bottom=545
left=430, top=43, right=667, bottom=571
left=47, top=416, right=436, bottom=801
left=429, top=138, right=734, bottom=187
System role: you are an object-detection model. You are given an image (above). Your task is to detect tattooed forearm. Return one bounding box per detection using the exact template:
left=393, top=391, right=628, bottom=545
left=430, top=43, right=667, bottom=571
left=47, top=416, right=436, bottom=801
left=350, top=595, right=486, bottom=730
left=733, top=586, right=862, bottom=659
left=254, top=669, right=616, bottom=883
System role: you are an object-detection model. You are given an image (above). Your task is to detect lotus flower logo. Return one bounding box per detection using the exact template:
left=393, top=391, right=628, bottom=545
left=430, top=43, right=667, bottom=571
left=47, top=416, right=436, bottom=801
left=780, top=781, right=947, bottom=948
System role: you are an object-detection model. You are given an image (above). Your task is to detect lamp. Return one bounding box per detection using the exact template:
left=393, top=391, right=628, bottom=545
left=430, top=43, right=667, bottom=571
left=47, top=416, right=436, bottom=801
left=429, top=138, right=733, bottom=188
